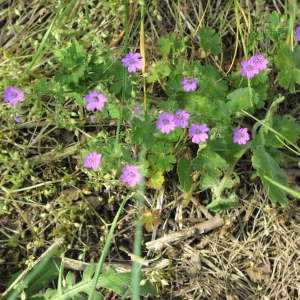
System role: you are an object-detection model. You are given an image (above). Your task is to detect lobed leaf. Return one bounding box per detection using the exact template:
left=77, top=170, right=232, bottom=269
left=252, top=145, right=288, bottom=206
left=274, top=44, right=300, bottom=92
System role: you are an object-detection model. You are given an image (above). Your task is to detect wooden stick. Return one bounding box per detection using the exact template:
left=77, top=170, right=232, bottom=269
left=145, top=215, right=224, bottom=251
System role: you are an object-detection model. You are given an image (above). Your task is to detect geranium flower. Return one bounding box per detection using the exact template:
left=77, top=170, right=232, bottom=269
left=122, top=52, right=143, bottom=73
left=174, top=110, right=190, bottom=128
left=240, top=59, right=259, bottom=78
left=3, top=86, right=24, bottom=106
left=189, top=123, right=209, bottom=144
left=84, top=91, right=107, bottom=111
left=180, top=77, right=197, bottom=92
left=84, top=152, right=102, bottom=169
left=233, top=128, right=250, bottom=144
left=156, top=112, right=175, bottom=134
left=120, top=165, right=142, bottom=186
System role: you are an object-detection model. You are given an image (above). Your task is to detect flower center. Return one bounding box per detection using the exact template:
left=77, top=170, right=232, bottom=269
left=11, top=92, right=18, bottom=98
left=92, top=97, right=98, bottom=103
left=246, top=65, right=253, bottom=71
left=90, top=158, right=96, bottom=164
left=238, top=133, right=244, bottom=138
left=130, top=58, right=136, bottom=64
left=129, top=172, right=135, bottom=178
left=195, top=129, right=201, bottom=134
left=163, top=119, right=170, bottom=125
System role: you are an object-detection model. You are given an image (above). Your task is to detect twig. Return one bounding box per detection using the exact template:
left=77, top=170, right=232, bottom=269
left=145, top=215, right=224, bottom=251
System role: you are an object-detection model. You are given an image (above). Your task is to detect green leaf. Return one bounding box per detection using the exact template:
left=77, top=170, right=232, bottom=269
left=264, top=175, right=300, bottom=200
left=54, top=39, right=87, bottom=85
left=176, top=92, right=214, bottom=116
left=148, top=168, right=165, bottom=189
left=4, top=243, right=63, bottom=300
left=177, top=157, right=193, bottom=192
left=108, top=61, right=136, bottom=96
left=226, top=87, right=257, bottom=113
left=147, top=60, right=171, bottom=83
left=0, top=199, right=4, bottom=214
left=199, top=27, right=222, bottom=55
left=271, top=115, right=300, bottom=148
left=274, top=44, right=300, bottom=92
left=198, top=65, right=228, bottom=99
left=211, top=99, right=230, bottom=120
left=148, top=142, right=176, bottom=172
left=252, top=145, right=288, bottom=206
left=132, top=115, right=157, bottom=148
left=192, top=148, right=229, bottom=177
left=157, top=32, right=177, bottom=56
left=206, top=194, right=238, bottom=212
left=97, top=265, right=158, bottom=297
left=265, top=11, right=288, bottom=43
left=199, top=173, right=219, bottom=190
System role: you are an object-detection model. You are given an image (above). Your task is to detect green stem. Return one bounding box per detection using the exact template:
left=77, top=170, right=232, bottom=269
left=115, top=0, right=130, bottom=148
left=213, top=162, right=236, bottom=199
left=88, top=194, right=131, bottom=300
left=214, top=142, right=251, bottom=199
left=131, top=147, right=147, bottom=300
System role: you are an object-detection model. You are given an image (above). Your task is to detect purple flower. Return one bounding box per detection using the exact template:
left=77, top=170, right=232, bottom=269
left=3, top=218, right=9, bottom=225
left=296, top=26, right=300, bottom=42
left=240, top=59, right=259, bottom=78
left=84, top=91, right=107, bottom=111
left=189, top=123, right=209, bottom=144
left=251, top=54, right=268, bottom=71
left=156, top=112, right=175, bottom=134
left=15, top=116, right=21, bottom=123
left=134, top=107, right=142, bottom=115
left=84, top=152, right=102, bottom=169
left=90, top=115, right=96, bottom=123
left=3, top=86, right=24, bottom=106
left=120, top=165, right=142, bottom=187
left=122, top=52, right=143, bottom=73
left=174, top=110, right=190, bottom=128
left=31, top=137, right=36, bottom=143
left=180, top=77, right=197, bottom=92
left=233, top=128, right=250, bottom=144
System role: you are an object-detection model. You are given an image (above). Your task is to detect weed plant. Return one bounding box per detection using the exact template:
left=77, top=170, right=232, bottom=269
left=1, top=0, right=300, bottom=299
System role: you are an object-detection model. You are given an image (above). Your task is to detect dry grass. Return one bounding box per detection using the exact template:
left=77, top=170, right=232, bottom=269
left=1, top=0, right=300, bottom=299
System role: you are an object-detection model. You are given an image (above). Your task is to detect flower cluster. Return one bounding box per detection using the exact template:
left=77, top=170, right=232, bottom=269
left=233, top=128, right=250, bottom=145
left=3, top=86, right=24, bottom=106
left=156, top=110, right=210, bottom=144
left=180, top=77, right=197, bottom=92
left=240, top=53, right=268, bottom=78
left=83, top=151, right=142, bottom=186
left=122, top=52, right=143, bottom=73
left=156, top=110, right=190, bottom=134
